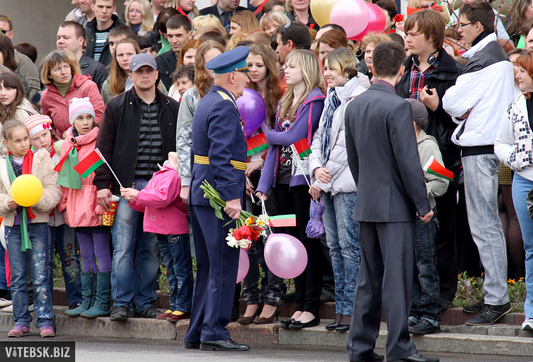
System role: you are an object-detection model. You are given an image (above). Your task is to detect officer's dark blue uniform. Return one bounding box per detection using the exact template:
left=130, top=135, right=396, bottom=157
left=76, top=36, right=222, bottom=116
left=184, top=47, right=249, bottom=351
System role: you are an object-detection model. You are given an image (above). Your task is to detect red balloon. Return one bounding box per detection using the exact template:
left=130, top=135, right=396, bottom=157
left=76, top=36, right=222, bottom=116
left=350, top=3, right=387, bottom=41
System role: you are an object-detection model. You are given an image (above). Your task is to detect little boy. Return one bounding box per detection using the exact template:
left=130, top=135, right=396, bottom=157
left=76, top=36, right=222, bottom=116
left=406, top=98, right=449, bottom=335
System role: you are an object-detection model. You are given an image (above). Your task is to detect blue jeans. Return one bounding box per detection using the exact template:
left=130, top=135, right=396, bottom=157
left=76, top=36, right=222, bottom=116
left=6, top=223, right=53, bottom=328
left=512, top=174, right=533, bottom=319
left=0, top=242, right=7, bottom=290
left=157, top=233, right=193, bottom=313
left=49, top=224, right=82, bottom=306
left=462, top=153, right=509, bottom=305
left=111, top=178, right=160, bottom=312
left=411, top=217, right=441, bottom=324
left=321, top=192, right=360, bottom=316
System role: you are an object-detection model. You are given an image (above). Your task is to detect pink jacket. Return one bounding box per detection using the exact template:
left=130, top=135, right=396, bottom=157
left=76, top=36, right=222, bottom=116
left=57, top=126, right=104, bottom=227
left=41, top=74, right=105, bottom=139
left=129, top=162, right=188, bottom=235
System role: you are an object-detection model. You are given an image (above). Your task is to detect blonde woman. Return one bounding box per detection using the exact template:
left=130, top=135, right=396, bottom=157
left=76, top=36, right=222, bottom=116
left=166, top=0, right=199, bottom=20
left=256, top=50, right=326, bottom=330
left=125, top=0, right=155, bottom=36
left=191, top=14, right=226, bottom=37
left=260, top=11, right=290, bottom=36
left=228, top=10, right=260, bottom=37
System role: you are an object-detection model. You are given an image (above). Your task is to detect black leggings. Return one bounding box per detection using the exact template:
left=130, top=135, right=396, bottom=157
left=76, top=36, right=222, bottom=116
left=275, top=184, right=324, bottom=316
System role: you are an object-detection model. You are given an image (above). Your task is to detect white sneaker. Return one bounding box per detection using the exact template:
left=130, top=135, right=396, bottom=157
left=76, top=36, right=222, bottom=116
left=0, top=298, right=12, bottom=308
left=0, top=304, right=12, bottom=313
left=28, top=304, right=33, bottom=312
left=522, top=318, right=533, bottom=331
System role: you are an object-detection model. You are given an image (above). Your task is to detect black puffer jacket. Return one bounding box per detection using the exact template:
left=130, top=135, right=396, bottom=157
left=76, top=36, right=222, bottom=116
left=396, top=49, right=464, bottom=163
left=94, top=88, right=179, bottom=194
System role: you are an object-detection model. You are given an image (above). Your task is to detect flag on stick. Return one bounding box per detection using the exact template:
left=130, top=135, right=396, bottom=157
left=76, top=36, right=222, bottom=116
left=94, top=148, right=124, bottom=189
left=293, top=138, right=311, bottom=159
left=247, top=133, right=269, bottom=157
left=269, top=214, right=297, bottom=227
left=74, top=150, right=104, bottom=178
left=423, top=155, right=454, bottom=182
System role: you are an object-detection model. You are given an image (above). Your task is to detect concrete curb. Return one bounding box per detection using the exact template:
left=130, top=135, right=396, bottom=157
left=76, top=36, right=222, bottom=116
left=0, top=307, right=531, bottom=356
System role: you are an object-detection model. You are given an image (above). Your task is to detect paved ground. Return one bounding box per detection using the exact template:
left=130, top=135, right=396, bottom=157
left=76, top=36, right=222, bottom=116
left=0, top=336, right=532, bottom=362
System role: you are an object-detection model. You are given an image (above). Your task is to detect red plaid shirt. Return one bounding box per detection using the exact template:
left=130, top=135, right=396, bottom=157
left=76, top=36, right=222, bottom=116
left=409, top=56, right=439, bottom=100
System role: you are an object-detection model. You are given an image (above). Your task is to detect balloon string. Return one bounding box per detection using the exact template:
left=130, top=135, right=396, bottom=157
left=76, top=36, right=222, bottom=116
left=261, top=199, right=272, bottom=235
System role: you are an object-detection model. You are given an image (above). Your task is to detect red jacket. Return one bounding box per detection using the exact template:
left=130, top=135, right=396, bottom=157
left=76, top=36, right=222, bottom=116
left=41, top=74, right=105, bottom=139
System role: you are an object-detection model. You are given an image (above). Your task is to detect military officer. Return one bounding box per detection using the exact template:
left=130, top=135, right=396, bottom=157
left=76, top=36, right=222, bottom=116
left=184, top=46, right=251, bottom=351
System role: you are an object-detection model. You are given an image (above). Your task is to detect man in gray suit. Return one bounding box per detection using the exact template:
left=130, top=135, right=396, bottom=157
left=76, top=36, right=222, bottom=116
left=345, top=41, right=437, bottom=362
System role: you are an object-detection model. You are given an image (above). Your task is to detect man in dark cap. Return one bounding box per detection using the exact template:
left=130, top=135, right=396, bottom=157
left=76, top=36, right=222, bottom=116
left=184, top=46, right=250, bottom=351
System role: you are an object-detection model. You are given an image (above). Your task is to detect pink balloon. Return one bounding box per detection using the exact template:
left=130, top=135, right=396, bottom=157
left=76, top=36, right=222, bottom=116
left=236, top=248, right=250, bottom=283
left=351, top=3, right=387, bottom=41
left=330, top=0, right=369, bottom=39
left=264, top=233, right=308, bottom=279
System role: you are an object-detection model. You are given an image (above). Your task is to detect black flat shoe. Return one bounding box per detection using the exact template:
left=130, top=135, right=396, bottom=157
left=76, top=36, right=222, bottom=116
left=184, top=341, right=200, bottom=349
left=325, top=322, right=340, bottom=330
left=352, top=351, right=384, bottom=362
left=335, top=324, right=349, bottom=333
left=280, top=318, right=294, bottom=329
left=399, top=352, right=439, bottom=362
left=200, top=338, right=250, bottom=351
left=288, top=316, right=320, bottom=330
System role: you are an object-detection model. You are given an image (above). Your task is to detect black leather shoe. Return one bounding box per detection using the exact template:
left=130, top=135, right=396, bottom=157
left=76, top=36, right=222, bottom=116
left=184, top=341, right=200, bottom=349
left=335, top=324, right=350, bottom=333
left=462, top=301, right=483, bottom=313
left=288, top=316, right=320, bottom=330
left=399, top=352, right=439, bottom=362
left=351, top=351, right=384, bottom=361
left=325, top=322, right=340, bottom=330
left=110, top=306, right=129, bottom=322
left=465, top=302, right=511, bottom=325
left=200, top=339, right=250, bottom=351
left=409, top=318, right=441, bottom=335
left=134, top=306, right=159, bottom=318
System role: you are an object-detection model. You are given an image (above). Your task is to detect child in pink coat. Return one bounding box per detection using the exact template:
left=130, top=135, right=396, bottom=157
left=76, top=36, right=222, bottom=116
left=121, top=152, right=192, bottom=323
left=57, top=97, right=111, bottom=319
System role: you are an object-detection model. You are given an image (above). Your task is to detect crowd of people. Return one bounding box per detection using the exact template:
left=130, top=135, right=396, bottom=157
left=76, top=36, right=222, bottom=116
left=0, top=0, right=532, bottom=360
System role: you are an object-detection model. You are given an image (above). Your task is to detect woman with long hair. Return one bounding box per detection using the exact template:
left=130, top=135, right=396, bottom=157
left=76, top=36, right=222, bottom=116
left=238, top=43, right=285, bottom=325
left=0, top=70, right=38, bottom=127
left=229, top=10, right=260, bottom=37
left=256, top=49, right=326, bottom=330
left=125, top=0, right=155, bottom=36
left=177, top=39, right=203, bottom=67
left=495, top=50, right=533, bottom=332
left=176, top=40, right=225, bottom=202
left=308, top=47, right=366, bottom=332
left=259, top=11, right=290, bottom=37
left=506, top=0, right=533, bottom=46
left=167, top=0, right=199, bottom=20
left=40, top=50, right=104, bottom=139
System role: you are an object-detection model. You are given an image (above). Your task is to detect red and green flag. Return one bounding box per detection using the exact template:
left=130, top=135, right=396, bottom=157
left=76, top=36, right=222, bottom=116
left=293, top=138, right=311, bottom=159
left=423, top=156, right=454, bottom=182
left=247, top=133, right=269, bottom=157
left=74, top=149, right=104, bottom=178
left=269, top=214, right=297, bottom=227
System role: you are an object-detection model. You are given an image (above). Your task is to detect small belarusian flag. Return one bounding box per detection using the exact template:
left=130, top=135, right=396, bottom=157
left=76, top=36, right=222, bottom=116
left=269, top=214, right=297, bottom=227
left=74, top=150, right=104, bottom=178
left=247, top=133, right=268, bottom=156
left=293, top=138, right=311, bottom=159
left=423, top=155, right=454, bottom=182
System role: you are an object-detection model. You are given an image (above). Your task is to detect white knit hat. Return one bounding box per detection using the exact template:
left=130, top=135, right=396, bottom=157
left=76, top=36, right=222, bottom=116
left=69, top=97, right=95, bottom=125
left=23, top=115, right=52, bottom=138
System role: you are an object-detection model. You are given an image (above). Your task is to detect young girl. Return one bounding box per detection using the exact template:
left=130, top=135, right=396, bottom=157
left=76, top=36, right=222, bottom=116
left=239, top=43, right=284, bottom=325
left=121, top=152, right=193, bottom=323
left=57, top=97, right=111, bottom=319
left=256, top=49, right=325, bottom=330
left=0, top=120, right=62, bottom=338
left=23, top=115, right=83, bottom=311
left=0, top=70, right=39, bottom=127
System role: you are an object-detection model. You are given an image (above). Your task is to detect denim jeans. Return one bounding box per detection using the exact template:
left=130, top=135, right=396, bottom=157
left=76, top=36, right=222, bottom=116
left=49, top=224, right=82, bottom=306
left=242, top=197, right=283, bottom=306
left=6, top=223, right=53, bottom=328
left=512, top=174, right=533, bottom=318
left=157, top=233, right=193, bottom=313
left=0, top=242, right=7, bottom=290
left=111, top=178, right=160, bottom=312
left=462, top=153, right=509, bottom=305
left=321, top=191, right=360, bottom=316
left=411, top=217, right=441, bottom=324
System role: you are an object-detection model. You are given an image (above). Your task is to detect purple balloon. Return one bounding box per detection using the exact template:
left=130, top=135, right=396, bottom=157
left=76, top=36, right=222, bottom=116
left=236, top=88, right=267, bottom=138
left=236, top=248, right=250, bottom=283
left=264, top=233, right=308, bottom=279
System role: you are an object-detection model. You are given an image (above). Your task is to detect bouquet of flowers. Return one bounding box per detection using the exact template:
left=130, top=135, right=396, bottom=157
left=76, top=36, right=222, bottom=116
left=200, top=180, right=268, bottom=250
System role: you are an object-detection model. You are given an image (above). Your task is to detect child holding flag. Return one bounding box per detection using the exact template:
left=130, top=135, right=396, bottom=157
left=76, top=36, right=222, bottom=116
left=406, top=98, right=449, bottom=335
left=56, top=98, right=112, bottom=319
left=120, top=152, right=193, bottom=323
left=0, top=120, right=62, bottom=338
left=256, top=50, right=325, bottom=330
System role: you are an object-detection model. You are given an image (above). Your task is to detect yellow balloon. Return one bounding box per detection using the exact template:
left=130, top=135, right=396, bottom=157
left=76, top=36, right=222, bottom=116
left=310, top=0, right=340, bottom=27
left=11, top=175, right=43, bottom=207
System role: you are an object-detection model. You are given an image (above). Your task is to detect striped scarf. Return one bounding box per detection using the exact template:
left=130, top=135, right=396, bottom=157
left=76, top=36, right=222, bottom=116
left=320, top=88, right=341, bottom=167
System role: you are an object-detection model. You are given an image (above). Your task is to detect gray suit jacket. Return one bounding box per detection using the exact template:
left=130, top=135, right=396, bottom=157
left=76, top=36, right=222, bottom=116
left=345, top=82, right=431, bottom=222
